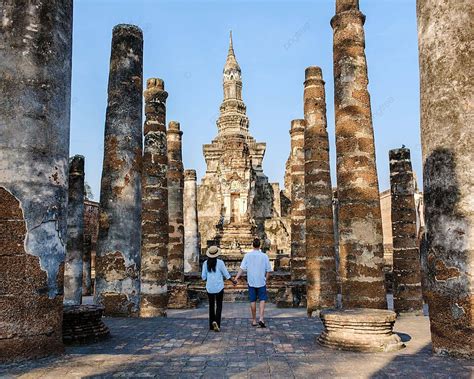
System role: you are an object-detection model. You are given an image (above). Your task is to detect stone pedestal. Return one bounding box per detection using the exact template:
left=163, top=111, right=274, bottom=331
left=95, top=24, right=143, bottom=317
left=318, top=309, right=404, bottom=352
left=417, top=0, right=473, bottom=358
left=64, top=155, right=85, bottom=305
left=0, top=0, right=73, bottom=362
left=140, top=78, right=169, bottom=317
left=62, top=305, right=110, bottom=345
left=303, top=66, right=337, bottom=315
left=331, top=0, right=386, bottom=309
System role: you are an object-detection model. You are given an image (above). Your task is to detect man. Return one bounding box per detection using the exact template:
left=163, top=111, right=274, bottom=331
left=234, top=238, right=272, bottom=327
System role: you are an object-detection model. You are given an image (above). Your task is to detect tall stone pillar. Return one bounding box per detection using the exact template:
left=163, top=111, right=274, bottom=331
left=167, top=121, right=185, bottom=282
left=82, top=234, right=92, bottom=296
left=290, top=119, right=307, bottom=283
left=0, top=0, right=72, bottom=361
left=389, top=148, right=423, bottom=313
left=95, top=24, right=143, bottom=317
left=331, top=0, right=387, bottom=309
left=184, top=169, right=200, bottom=273
left=303, top=67, right=337, bottom=316
left=417, top=0, right=473, bottom=357
left=64, top=155, right=85, bottom=305
left=140, top=78, right=169, bottom=317
left=167, top=121, right=190, bottom=308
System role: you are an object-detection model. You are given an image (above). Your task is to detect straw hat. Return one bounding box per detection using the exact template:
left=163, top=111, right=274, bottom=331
left=206, top=246, right=221, bottom=258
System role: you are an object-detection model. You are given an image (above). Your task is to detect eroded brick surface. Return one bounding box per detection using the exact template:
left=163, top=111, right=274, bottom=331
left=95, top=24, right=143, bottom=317
left=140, top=78, right=169, bottom=317
left=64, top=155, right=85, bottom=305
left=389, top=148, right=423, bottom=313
left=184, top=169, right=200, bottom=273
left=331, top=0, right=387, bottom=309
left=303, top=67, right=338, bottom=315
left=417, top=0, right=473, bottom=358
left=0, top=0, right=72, bottom=362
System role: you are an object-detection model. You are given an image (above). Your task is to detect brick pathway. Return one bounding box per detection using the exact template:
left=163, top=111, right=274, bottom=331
left=1, top=304, right=472, bottom=378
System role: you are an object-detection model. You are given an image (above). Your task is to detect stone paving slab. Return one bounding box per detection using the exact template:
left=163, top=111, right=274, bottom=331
left=1, top=304, right=472, bottom=379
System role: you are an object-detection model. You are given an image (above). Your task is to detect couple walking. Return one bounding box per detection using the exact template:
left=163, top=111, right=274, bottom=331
left=201, top=238, right=272, bottom=332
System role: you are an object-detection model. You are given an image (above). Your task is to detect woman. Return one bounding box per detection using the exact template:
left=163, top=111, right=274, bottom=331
left=202, top=246, right=236, bottom=332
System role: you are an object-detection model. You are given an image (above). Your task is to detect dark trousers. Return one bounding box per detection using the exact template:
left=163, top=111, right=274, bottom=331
left=208, top=290, right=224, bottom=329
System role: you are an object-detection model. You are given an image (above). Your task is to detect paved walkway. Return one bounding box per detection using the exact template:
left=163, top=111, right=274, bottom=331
left=1, top=303, right=472, bottom=378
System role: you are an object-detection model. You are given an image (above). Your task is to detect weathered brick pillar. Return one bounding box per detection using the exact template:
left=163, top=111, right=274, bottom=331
left=95, top=24, right=143, bottom=317
left=290, top=119, right=307, bottom=283
left=417, top=0, right=473, bottom=357
left=389, top=148, right=423, bottom=313
left=0, top=0, right=72, bottom=361
left=303, top=67, right=337, bottom=315
left=82, top=234, right=92, bottom=296
left=184, top=169, right=200, bottom=273
left=167, top=121, right=185, bottom=282
left=331, top=0, right=387, bottom=309
left=64, top=155, right=85, bottom=305
left=140, top=78, right=169, bottom=317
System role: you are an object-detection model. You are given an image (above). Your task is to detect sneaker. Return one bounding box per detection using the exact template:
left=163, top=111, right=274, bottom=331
left=212, top=321, right=220, bottom=332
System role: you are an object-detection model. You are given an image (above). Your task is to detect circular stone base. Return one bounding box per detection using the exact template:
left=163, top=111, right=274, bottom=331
left=63, top=305, right=110, bottom=345
left=318, top=308, right=405, bottom=352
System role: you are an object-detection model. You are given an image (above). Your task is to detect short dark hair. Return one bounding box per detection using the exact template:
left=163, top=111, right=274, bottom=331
left=252, top=238, right=261, bottom=248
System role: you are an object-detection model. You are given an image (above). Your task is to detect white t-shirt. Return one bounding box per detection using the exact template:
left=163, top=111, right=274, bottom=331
left=240, top=249, right=272, bottom=288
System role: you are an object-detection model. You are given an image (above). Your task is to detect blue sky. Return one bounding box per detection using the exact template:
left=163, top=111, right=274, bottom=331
left=71, top=0, right=420, bottom=200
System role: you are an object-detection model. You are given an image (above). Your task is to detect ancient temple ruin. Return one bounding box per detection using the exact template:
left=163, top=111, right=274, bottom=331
left=197, top=32, right=290, bottom=268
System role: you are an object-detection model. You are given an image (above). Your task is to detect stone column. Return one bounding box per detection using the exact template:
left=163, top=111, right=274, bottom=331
left=303, top=67, right=337, bottom=315
left=82, top=234, right=92, bottom=296
left=290, top=119, right=307, bottom=283
left=0, top=0, right=72, bottom=361
left=417, top=0, right=473, bottom=357
left=95, top=24, right=143, bottom=317
left=184, top=169, right=200, bottom=273
left=389, top=148, right=423, bottom=313
left=331, top=0, right=387, bottom=309
left=140, top=78, right=169, bottom=317
left=64, top=155, right=85, bottom=305
left=167, top=121, right=185, bottom=282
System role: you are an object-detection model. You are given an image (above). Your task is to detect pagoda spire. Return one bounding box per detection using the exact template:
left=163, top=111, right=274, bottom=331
left=224, top=30, right=240, bottom=73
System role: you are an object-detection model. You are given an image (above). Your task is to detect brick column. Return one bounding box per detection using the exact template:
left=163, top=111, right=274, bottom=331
left=303, top=67, right=337, bottom=315
left=140, top=78, right=169, bottom=317
left=64, top=155, right=85, bottom=305
left=167, top=121, right=185, bottom=282
left=95, top=24, right=143, bottom=317
left=184, top=169, right=200, bottom=273
left=0, top=0, right=72, bottom=361
left=417, top=0, right=473, bottom=357
left=290, top=119, right=307, bottom=283
left=331, top=0, right=386, bottom=309
left=389, top=148, right=423, bottom=313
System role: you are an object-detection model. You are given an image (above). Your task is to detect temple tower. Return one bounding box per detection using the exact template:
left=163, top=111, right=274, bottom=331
left=95, top=25, right=143, bottom=317
left=197, top=32, right=278, bottom=268
left=303, top=67, right=338, bottom=315
left=0, top=0, right=73, bottom=361
left=331, top=0, right=387, bottom=309
left=417, top=0, right=473, bottom=357
left=140, top=78, right=169, bottom=317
